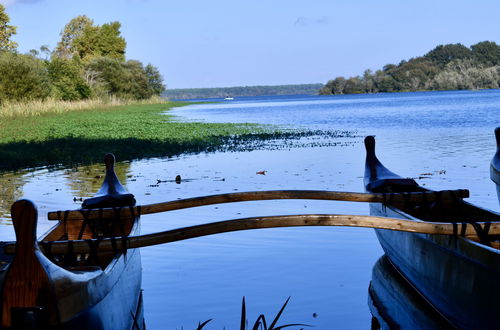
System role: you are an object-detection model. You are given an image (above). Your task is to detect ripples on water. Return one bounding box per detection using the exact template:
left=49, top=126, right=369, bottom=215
left=0, top=90, right=499, bottom=328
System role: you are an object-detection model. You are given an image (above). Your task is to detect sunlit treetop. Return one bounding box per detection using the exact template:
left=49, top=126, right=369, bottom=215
left=0, top=4, right=18, bottom=51
left=54, top=15, right=126, bottom=62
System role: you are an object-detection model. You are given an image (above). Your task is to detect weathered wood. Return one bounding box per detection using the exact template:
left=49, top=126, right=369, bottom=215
left=1, top=153, right=144, bottom=329
left=47, top=189, right=470, bottom=221
left=4, top=214, right=499, bottom=256
left=1, top=200, right=52, bottom=328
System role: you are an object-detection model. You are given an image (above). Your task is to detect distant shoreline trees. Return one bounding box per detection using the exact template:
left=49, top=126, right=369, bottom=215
left=0, top=6, right=165, bottom=104
left=320, top=41, right=500, bottom=95
left=164, top=84, right=324, bottom=100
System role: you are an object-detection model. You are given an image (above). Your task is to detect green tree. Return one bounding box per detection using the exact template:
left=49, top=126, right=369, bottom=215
left=55, top=16, right=126, bottom=62
left=0, top=52, right=51, bottom=102
left=85, top=57, right=153, bottom=99
left=0, top=4, right=17, bottom=51
left=425, top=43, right=471, bottom=67
left=319, top=77, right=347, bottom=95
left=47, top=57, right=91, bottom=100
left=54, top=15, right=93, bottom=59
left=145, top=64, right=166, bottom=95
left=363, top=69, right=376, bottom=93
left=121, top=60, right=152, bottom=99
left=471, top=41, right=500, bottom=66
left=343, top=76, right=363, bottom=94
left=93, top=22, right=126, bottom=61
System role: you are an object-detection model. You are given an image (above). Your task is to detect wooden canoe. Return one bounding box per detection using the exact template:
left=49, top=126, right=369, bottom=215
left=491, top=127, right=500, bottom=206
left=0, top=154, right=144, bottom=329
left=364, top=136, right=500, bottom=329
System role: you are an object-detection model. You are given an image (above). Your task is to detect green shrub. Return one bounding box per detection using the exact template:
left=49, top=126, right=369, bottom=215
left=85, top=56, right=155, bottom=99
left=0, top=52, right=51, bottom=103
left=47, top=57, right=91, bottom=101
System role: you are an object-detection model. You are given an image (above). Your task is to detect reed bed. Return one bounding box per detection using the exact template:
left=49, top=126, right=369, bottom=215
left=0, top=96, right=167, bottom=119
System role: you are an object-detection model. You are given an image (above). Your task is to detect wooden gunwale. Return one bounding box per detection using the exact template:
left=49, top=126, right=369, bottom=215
left=3, top=214, right=500, bottom=256
left=47, top=189, right=470, bottom=221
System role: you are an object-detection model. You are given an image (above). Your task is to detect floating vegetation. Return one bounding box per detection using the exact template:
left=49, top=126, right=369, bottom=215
left=0, top=102, right=358, bottom=172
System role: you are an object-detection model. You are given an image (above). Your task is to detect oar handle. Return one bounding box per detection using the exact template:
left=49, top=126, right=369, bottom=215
left=3, top=213, right=498, bottom=255
left=47, top=189, right=470, bottom=221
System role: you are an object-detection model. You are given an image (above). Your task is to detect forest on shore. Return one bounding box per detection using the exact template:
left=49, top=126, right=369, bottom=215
left=0, top=6, right=165, bottom=105
left=164, top=84, right=323, bottom=100
left=320, top=41, right=500, bottom=95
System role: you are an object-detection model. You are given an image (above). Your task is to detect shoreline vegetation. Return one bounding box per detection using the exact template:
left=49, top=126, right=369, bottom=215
left=320, top=41, right=500, bottom=95
left=0, top=8, right=353, bottom=174
left=0, top=95, right=165, bottom=119
left=164, top=84, right=324, bottom=100
left=0, top=100, right=353, bottom=173
left=0, top=10, right=166, bottom=107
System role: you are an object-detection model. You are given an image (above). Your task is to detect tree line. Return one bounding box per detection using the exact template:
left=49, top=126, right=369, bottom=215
left=165, top=84, right=324, bottom=100
left=320, top=41, right=500, bottom=95
left=0, top=6, right=165, bottom=103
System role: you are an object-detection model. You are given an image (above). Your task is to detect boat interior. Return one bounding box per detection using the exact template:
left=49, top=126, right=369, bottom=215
left=370, top=179, right=500, bottom=249
left=41, top=212, right=136, bottom=269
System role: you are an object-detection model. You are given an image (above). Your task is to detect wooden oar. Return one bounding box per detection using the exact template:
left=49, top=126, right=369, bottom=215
left=47, top=189, right=469, bottom=221
left=4, top=213, right=497, bottom=255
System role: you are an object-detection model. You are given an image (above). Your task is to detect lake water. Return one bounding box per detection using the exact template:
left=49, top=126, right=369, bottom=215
left=0, top=90, right=499, bottom=329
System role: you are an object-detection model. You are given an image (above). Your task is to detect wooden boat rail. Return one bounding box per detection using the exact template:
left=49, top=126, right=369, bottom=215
left=4, top=188, right=500, bottom=257
left=46, top=189, right=471, bottom=221
left=3, top=213, right=500, bottom=256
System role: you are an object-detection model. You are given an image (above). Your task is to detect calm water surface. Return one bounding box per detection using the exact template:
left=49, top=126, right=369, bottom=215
left=1, top=90, right=499, bottom=329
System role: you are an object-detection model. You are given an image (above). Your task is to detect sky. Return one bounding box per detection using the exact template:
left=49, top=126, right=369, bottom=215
left=2, top=0, right=500, bottom=89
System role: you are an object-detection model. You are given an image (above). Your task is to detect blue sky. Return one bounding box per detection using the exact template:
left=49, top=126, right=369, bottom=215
left=2, top=0, right=499, bottom=89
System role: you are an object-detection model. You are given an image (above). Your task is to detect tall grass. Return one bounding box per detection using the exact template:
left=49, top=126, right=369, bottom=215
left=193, top=297, right=311, bottom=330
left=0, top=96, right=167, bottom=119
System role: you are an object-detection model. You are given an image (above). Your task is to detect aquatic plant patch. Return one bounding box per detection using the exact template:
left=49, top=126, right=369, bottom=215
left=0, top=102, right=356, bottom=171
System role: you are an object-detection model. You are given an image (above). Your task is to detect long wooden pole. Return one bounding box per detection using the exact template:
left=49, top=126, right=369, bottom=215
left=47, top=189, right=469, bottom=221
left=4, top=213, right=497, bottom=255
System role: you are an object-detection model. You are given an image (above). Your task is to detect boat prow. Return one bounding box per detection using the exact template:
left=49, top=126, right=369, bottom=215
left=82, top=153, right=136, bottom=208
left=491, top=127, right=500, bottom=206
left=364, top=136, right=419, bottom=192
left=1, top=154, right=144, bottom=329
left=364, top=135, right=500, bottom=329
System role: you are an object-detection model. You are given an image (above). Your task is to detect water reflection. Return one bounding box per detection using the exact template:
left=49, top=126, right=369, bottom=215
left=0, top=172, right=26, bottom=224
left=0, top=92, right=498, bottom=328
left=63, top=161, right=134, bottom=201
left=368, top=256, right=452, bottom=329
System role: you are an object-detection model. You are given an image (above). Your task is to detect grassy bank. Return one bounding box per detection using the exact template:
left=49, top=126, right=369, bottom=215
left=0, top=100, right=343, bottom=172
left=0, top=96, right=166, bottom=119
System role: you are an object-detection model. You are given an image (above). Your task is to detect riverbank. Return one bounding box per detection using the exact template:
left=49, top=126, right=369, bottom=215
left=0, top=101, right=335, bottom=172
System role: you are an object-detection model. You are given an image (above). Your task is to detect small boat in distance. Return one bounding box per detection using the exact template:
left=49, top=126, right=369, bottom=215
left=364, top=135, right=500, bottom=329
left=491, top=127, right=500, bottom=206
left=0, top=154, right=144, bottom=329
left=224, top=96, right=234, bottom=101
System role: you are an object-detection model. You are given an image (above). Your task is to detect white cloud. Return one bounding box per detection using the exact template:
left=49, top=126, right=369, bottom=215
left=294, top=16, right=330, bottom=27
left=0, top=0, right=42, bottom=7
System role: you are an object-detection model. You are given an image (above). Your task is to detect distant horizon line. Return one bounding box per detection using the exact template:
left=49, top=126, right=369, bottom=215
left=166, top=82, right=324, bottom=90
